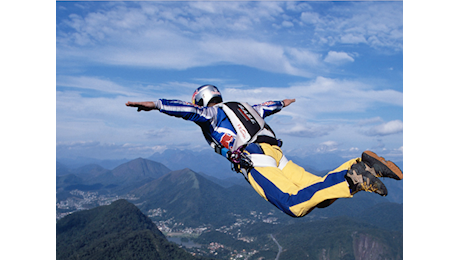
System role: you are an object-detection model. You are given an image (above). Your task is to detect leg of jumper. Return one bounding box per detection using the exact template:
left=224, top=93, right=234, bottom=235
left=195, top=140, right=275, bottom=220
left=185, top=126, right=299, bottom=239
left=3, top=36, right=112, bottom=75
left=245, top=143, right=357, bottom=218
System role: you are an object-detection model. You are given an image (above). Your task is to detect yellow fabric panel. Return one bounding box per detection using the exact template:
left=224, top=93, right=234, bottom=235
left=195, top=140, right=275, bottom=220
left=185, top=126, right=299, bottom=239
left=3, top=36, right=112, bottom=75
left=281, top=160, right=324, bottom=189
left=330, top=157, right=361, bottom=173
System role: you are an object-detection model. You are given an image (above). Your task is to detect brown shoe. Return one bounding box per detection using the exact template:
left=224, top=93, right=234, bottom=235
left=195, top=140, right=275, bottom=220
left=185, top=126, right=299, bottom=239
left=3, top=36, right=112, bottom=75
left=345, top=161, right=388, bottom=196
left=362, top=151, right=403, bottom=180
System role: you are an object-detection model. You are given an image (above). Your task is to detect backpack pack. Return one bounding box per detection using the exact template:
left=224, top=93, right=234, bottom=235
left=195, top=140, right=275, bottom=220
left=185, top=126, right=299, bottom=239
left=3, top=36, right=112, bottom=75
left=203, top=101, right=277, bottom=153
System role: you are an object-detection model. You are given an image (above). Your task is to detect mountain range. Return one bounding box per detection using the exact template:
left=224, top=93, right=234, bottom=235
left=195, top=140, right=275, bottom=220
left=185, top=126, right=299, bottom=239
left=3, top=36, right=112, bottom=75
left=57, top=150, right=403, bottom=204
left=59, top=148, right=403, bottom=177
left=57, top=158, right=171, bottom=194
left=57, top=156, right=402, bottom=226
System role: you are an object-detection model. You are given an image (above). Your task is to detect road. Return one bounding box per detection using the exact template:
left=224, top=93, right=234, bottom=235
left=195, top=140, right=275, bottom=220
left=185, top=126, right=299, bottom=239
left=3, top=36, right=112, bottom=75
left=270, top=234, right=282, bottom=260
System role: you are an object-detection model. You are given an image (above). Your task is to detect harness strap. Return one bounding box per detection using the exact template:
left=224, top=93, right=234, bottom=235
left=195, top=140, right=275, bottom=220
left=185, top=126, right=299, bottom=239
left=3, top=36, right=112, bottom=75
left=278, top=155, right=289, bottom=170
left=254, top=135, right=279, bottom=146
left=248, top=154, right=276, bottom=167
left=248, top=154, right=289, bottom=170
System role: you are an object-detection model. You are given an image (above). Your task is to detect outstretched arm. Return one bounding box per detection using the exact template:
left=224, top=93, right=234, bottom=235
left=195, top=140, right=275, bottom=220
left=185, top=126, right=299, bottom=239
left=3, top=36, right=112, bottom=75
left=282, top=98, right=296, bottom=107
left=252, top=98, right=296, bottom=118
left=127, top=99, right=214, bottom=123
left=125, top=101, right=158, bottom=112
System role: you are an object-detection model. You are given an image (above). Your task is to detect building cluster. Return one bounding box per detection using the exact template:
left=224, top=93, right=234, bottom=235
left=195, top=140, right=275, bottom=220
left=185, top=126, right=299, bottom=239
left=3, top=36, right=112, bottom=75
left=207, top=242, right=224, bottom=254
left=56, top=190, right=138, bottom=220
left=147, top=208, right=167, bottom=218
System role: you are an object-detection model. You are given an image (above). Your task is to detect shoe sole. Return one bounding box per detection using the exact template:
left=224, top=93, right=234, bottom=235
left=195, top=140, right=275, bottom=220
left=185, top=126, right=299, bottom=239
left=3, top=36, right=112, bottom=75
left=362, top=151, right=403, bottom=180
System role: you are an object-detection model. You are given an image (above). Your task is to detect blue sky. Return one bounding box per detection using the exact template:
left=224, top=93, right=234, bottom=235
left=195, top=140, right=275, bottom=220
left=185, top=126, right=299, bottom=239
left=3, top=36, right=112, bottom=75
left=56, top=1, right=403, bottom=162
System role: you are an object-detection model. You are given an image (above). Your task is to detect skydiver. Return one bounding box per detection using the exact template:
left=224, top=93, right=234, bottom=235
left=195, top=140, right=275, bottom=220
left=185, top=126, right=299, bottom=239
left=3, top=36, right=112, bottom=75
left=126, top=85, right=403, bottom=217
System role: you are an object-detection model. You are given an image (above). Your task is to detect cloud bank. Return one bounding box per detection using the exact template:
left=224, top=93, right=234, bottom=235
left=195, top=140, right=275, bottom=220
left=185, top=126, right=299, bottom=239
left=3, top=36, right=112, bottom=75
left=57, top=1, right=402, bottom=77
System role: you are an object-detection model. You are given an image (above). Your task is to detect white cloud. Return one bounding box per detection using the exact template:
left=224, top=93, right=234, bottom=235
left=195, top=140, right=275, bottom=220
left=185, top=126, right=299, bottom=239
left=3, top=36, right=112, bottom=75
left=281, top=77, right=403, bottom=117
left=364, top=120, right=403, bottom=136
left=357, top=117, right=384, bottom=126
left=277, top=121, right=335, bottom=138
left=56, top=75, right=134, bottom=96
left=324, top=51, right=355, bottom=64
left=340, top=34, right=367, bottom=44
left=203, top=39, right=283, bottom=68
left=145, top=127, right=174, bottom=138
left=316, top=141, right=339, bottom=153
left=60, top=28, right=319, bottom=77
left=300, top=11, right=321, bottom=24
left=285, top=47, right=322, bottom=67
left=286, top=2, right=312, bottom=12
left=217, top=76, right=403, bottom=122
left=281, top=20, right=294, bottom=28
left=59, top=25, right=317, bottom=77
left=201, top=38, right=315, bottom=77
left=56, top=141, right=169, bottom=160
left=349, top=147, right=359, bottom=152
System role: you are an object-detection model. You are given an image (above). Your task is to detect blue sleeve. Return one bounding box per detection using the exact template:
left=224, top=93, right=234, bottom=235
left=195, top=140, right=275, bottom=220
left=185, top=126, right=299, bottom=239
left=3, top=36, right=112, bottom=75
left=252, top=101, right=284, bottom=118
left=157, top=99, right=215, bottom=123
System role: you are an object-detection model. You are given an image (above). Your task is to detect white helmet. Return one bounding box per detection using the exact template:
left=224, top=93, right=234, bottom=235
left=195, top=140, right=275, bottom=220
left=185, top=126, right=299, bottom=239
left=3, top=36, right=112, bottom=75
left=192, top=85, right=223, bottom=107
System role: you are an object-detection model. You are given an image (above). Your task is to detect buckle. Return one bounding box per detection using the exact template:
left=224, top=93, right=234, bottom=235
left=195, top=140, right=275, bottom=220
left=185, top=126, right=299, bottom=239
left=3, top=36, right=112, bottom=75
left=228, top=146, right=253, bottom=173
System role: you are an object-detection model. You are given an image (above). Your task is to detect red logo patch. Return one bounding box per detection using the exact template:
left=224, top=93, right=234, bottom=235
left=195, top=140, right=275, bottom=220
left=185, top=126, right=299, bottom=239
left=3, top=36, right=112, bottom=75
left=220, top=134, right=234, bottom=149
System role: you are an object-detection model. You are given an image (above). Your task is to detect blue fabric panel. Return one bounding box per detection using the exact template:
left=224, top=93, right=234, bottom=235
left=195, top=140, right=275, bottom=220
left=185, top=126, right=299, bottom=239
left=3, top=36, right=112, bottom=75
left=245, top=143, right=264, bottom=154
